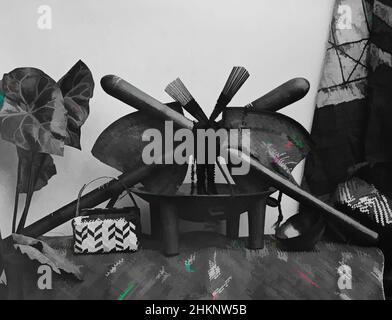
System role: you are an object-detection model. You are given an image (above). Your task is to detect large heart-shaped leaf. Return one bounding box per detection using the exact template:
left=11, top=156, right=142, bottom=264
left=0, top=68, right=67, bottom=155
left=58, top=60, right=94, bottom=149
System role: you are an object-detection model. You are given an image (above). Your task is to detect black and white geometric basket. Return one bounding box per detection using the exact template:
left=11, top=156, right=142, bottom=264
left=72, top=176, right=140, bottom=254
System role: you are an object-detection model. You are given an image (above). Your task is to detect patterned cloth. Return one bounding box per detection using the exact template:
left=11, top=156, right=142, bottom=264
left=3, top=232, right=385, bottom=300
left=303, top=0, right=392, bottom=197
left=364, top=0, right=392, bottom=193
left=335, top=177, right=392, bottom=227
left=303, top=0, right=372, bottom=196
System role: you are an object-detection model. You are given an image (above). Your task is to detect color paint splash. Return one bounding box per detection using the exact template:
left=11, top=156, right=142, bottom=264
left=184, top=253, right=195, bottom=272
left=262, top=141, right=294, bottom=174
left=291, top=135, right=304, bottom=148
left=185, top=262, right=194, bottom=273
left=118, top=283, right=136, bottom=300
left=295, top=269, right=320, bottom=288
left=284, top=140, right=294, bottom=149
left=0, top=94, right=4, bottom=108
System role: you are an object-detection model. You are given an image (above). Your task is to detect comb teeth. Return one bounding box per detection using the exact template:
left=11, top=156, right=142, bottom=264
left=221, top=66, right=250, bottom=98
left=165, top=78, right=194, bottom=107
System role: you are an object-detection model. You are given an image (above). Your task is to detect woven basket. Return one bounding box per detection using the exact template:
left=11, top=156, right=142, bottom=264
left=72, top=176, right=140, bottom=254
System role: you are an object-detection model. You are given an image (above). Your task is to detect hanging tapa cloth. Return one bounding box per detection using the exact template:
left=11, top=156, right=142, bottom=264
left=302, top=0, right=374, bottom=199
left=364, top=0, right=392, bottom=196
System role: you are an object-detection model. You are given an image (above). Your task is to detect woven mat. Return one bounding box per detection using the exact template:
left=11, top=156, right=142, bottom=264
left=16, top=232, right=385, bottom=300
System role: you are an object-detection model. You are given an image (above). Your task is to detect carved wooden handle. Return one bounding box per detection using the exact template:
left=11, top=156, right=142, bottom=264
left=101, top=75, right=194, bottom=130
left=247, top=78, right=310, bottom=112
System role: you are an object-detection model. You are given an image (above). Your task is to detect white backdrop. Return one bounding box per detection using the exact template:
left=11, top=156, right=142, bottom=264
left=0, top=0, right=335, bottom=237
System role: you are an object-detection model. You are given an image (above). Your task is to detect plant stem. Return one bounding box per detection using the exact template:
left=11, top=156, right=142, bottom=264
left=12, top=159, right=21, bottom=233
left=16, top=152, right=37, bottom=233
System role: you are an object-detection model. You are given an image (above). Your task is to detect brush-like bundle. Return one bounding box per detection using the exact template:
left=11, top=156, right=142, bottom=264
left=210, top=66, right=250, bottom=121
left=165, top=78, right=209, bottom=125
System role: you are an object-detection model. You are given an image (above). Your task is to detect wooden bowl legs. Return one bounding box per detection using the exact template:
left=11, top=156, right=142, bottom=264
left=247, top=198, right=266, bottom=249
left=149, top=202, right=161, bottom=240
left=226, top=208, right=240, bottom=239
left=149, top=197, right=267, bottom=255
left=160, top=200, right=179, bottom=256
left=227, top=197, right=267, bottom=248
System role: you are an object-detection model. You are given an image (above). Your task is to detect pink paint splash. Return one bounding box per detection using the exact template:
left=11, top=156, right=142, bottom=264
left=212, top=292, right=218, bottom=300
left=295, top=269, right=320, bottom=288
left=284, top=141, right=294, bottom=149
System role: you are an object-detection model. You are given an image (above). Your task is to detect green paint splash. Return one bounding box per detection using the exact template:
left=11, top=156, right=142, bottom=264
left=185, top=262, right=194, bottom=273
left=118, top=283, right=136, bottom=300
left=291, top=135, right=304, bottom=148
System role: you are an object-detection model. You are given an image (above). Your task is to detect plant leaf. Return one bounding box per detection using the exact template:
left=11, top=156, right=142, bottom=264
left=0, top=68, right=67, bottom=155
left=12, top=234, right=84, bottom=280
left=58, top=60, right=94, bottom=149
left=16, top=147, right=57, bottom=193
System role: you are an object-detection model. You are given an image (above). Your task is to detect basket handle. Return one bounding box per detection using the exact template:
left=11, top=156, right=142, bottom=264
left=75, top=176, right=139, bottom=218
